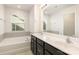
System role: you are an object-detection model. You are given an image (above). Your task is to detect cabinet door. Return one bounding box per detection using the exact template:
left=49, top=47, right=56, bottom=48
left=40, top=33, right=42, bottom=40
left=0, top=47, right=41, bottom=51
left=45, top=43, right=56, bottom=54
left=31, top=37, right=34, bottom=52
left=45, top=43, right=68, bottom=55
left=44, top=50, right=52, bottom=55
left=37, top=44, right=44, bottom=55
left=31, top=35, right=37, bottom=55
left=33, top=41, right=37, bottom=55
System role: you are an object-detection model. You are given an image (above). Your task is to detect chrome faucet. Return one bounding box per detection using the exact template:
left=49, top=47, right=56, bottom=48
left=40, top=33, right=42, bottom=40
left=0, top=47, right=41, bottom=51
left=66, top=37, right=72, bottom=43
left=40, top=32, right=43, bottom=35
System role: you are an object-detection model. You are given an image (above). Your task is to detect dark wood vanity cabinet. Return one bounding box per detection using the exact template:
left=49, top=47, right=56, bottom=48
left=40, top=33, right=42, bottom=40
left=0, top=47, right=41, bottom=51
left=31, top=35, right=68, bottom=55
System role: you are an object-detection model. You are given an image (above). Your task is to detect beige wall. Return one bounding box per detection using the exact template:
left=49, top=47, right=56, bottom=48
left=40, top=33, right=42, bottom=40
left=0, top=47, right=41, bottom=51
left=29, top=6, right=34, bottom=32
left=0, top=5, right=5, bottom=35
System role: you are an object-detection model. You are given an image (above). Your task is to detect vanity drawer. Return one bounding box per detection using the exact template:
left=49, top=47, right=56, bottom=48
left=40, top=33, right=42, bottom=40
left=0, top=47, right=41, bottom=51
left=37, top=38, right=44, bottom=46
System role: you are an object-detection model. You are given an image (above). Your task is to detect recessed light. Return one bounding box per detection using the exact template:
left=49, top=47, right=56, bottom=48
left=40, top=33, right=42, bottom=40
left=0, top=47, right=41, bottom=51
left=17, top=5, right=21, bottom=8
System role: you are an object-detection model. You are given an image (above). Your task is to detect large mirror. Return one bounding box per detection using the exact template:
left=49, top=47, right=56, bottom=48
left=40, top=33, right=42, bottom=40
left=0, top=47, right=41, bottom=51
left=43, top=4, right=78, bottom=37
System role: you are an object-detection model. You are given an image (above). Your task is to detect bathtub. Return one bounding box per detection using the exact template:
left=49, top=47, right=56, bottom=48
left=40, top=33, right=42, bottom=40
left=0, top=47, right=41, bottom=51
left=0, top=36, right=31, bottom=47
left=0, top=36, right=31, bottom=55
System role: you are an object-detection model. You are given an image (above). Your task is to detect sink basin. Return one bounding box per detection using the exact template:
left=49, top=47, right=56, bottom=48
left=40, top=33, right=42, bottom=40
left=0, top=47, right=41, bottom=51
left=43, top=36, right=66, bottom=43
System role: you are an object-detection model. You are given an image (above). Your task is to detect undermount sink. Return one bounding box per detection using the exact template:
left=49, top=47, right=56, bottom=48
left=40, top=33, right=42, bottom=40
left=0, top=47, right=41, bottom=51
left=66, top=37, right=72, bottom=44
left=43, top=36, right=66, bottom=43
left=64, top=37, right=79, bottom=48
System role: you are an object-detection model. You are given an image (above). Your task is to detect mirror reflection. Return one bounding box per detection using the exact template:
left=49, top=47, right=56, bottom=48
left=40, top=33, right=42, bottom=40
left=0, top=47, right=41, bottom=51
left=64, top=13, right=75, bottom=36
left=43, top=4, right=78, bottom=37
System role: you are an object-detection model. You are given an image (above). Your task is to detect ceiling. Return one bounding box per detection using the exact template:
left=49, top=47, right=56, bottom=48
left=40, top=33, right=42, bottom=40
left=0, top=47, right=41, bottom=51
left=4, top=4, right=34, bottom=11
left=44, top=4, right=76, bottom=15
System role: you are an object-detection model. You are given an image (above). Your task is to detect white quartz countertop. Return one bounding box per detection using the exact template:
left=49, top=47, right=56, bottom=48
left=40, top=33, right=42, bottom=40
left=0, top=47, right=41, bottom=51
left=32, top=32, right=79, bottom=55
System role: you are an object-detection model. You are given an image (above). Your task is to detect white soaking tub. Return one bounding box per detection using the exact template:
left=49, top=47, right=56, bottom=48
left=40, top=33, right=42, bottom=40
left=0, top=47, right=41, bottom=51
left=0, top=36, right=32, bottom=55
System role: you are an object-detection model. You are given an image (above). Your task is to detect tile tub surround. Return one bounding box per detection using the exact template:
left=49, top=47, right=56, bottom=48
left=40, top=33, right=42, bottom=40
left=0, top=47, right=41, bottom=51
left=32, top=32, right=79, bottom=55
left=0, top=32, right=30, bottom=40
left=4, top=32, right=30, bottom=38
left=0, top=32, right=30, bottom=44
left=0, top=34, right=4, bottom=39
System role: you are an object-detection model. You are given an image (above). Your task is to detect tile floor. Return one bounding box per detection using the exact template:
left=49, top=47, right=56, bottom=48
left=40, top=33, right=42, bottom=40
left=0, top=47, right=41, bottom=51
left=17, top=49, right=33, bottom=55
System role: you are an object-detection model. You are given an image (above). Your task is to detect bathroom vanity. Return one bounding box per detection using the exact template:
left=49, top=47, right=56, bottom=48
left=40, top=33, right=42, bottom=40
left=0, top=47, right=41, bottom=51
left=31, top=33, right=69, bottom=55
left=31, top=33, right=79, bottom=55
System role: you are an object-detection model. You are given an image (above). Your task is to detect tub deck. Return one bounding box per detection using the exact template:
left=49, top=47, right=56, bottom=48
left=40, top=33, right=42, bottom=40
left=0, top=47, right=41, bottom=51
left=0, top=36, right=32, bottom=55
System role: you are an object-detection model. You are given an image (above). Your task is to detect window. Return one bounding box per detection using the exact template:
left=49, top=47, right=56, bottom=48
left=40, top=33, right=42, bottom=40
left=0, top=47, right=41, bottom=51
left=11, top=15, right=24, bottom=31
